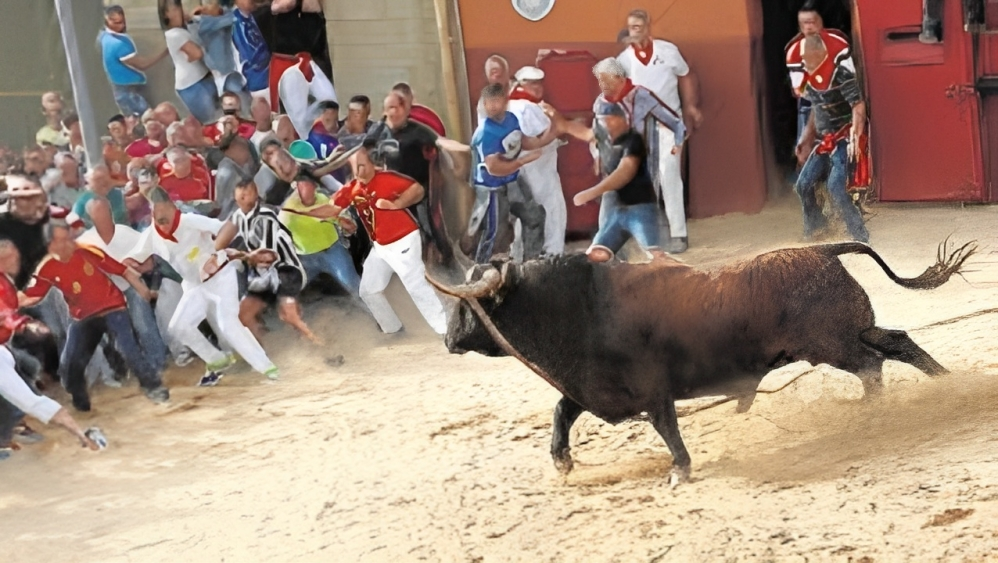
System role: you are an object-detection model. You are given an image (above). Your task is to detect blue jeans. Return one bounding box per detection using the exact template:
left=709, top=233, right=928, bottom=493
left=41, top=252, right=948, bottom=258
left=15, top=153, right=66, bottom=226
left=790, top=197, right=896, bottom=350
left=0, top=397, right=22, bottom=445
left=125, top=288, right=168, bottom=371
left=300, top=241, right=362, bottom=298
left=177, top=73, right=219, bottom=124
left=61, top=309, right=162, bottom=409
left=592, top=196, right=660, bottom=255
left=794, top=138, right=869, bottom=242
left=112, top=84, right=150, bottom=116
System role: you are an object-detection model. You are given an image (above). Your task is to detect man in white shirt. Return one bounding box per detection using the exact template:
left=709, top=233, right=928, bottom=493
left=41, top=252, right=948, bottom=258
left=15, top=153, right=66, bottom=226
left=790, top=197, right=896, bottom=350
left=507, top=66, right=567, bottom=256
left=616, top=9, right=703, bottom=253
left=75, top=198, right=169, bottom=372
left=125, top=188, right=279, bottom=385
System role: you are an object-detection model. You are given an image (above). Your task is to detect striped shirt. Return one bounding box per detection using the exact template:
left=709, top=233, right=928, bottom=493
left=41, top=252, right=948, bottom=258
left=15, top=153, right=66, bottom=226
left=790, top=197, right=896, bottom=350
left=229, top=203, right=306, bottom=283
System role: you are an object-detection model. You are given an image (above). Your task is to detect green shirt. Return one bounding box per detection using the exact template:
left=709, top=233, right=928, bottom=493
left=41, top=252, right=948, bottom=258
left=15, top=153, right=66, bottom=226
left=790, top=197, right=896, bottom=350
left=279, top=192, right=339, bottom=255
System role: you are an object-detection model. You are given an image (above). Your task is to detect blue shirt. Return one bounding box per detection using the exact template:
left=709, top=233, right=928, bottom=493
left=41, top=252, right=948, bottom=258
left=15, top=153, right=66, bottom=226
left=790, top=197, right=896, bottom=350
left=472, top=111, right=523, bottom=188
left=99, top=30, right=145, bottom=86
left=72, top=190, right=129, bottom=229
left=233, top=9, right=271, bottom=92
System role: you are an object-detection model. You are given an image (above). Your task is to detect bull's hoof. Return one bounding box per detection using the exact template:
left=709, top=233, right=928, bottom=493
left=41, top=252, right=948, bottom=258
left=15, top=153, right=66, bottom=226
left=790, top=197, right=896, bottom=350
left=553, top=451, right=574, bottom=475
left=669, top=465, right=691, bottom=488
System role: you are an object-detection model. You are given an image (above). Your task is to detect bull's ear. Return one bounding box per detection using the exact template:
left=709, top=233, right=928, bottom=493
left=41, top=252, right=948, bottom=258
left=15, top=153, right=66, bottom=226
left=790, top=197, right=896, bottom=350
left=489, top=254, right=511, bottom=271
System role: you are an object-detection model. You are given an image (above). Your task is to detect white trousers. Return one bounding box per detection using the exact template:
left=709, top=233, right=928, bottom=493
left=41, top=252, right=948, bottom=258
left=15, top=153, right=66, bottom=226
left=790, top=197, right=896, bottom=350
left=657, top=125, right=687, bottom=238
left=519, top=149, right=567, bottom=255
left=360, top=230, right=447, bottom=335
left=278, top=61, right=337, bottom=140
left=167, top=264, right=274, bottom=374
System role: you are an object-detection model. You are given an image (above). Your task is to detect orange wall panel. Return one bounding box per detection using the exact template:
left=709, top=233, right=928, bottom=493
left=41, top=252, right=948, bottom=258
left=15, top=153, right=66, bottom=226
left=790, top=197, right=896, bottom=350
left=456, top=0, right=768, bottom=219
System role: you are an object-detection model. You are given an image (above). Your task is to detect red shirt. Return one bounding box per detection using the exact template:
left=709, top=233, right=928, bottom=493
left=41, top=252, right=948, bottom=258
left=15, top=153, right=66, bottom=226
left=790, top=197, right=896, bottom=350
left=0, top=274, right=30, bottom=345
left=125, top=137, right=166, bottom=159
left=202, top=119, right=257, bottom=145
left=409, top=104, right=446, bottom=137
left=24, top=248, right=128, bottom=320
left=333, top=171, right=419, bottom=245
left=156, top=153, right=213, bottom=201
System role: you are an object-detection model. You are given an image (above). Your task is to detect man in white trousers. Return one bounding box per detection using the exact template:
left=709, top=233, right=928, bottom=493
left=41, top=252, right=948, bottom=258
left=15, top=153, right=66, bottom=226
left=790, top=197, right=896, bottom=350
left=293, top=143, right=447, bottom=335
left=508, top=66, right=567, bottom=256
left=126, top=188, right=279, bottom=386
left=616, top=9, right=703, bottom=253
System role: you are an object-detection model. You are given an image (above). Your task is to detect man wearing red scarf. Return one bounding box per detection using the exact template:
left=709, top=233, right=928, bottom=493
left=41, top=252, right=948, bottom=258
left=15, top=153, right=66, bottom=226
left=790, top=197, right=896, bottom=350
left=125, top=188, right=280, bottom=386
left=793, top=33, right=870, bottom=243
left=507, top=66, right=567, bottom=256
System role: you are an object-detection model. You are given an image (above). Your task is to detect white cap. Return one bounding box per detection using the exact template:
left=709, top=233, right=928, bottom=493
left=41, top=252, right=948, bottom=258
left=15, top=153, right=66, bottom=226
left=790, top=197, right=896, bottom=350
left=514, top=66, right=545, bottom=82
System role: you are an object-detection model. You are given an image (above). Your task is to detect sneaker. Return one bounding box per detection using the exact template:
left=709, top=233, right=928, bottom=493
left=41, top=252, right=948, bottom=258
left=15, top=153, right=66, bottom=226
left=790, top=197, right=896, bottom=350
left=12, top=424, right=44, bottom=445
left=263, top=366, right=280, bottom=381
left=206, top=353, right=237, bottom=373
left=666, top=237, right=689, bottom=254
left=0, top=447, right=11, bottom=461
left=198, top=371, right=224, bottom=387
left=174, top=349, right=196, bottom=368
left=143, top=386, right=170, bottom=404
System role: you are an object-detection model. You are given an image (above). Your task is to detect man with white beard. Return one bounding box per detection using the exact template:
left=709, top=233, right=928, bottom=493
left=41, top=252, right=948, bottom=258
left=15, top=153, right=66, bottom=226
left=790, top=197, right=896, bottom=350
left=507, top=66, right=566, bottom=256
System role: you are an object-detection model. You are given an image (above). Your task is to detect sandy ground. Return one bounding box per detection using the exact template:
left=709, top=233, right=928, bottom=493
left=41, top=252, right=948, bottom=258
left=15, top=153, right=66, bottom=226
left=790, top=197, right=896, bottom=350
left=2, top=196, right=997, bottom=562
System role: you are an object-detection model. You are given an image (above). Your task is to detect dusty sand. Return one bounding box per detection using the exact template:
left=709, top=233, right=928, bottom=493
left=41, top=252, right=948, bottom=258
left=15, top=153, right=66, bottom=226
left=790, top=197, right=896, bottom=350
left=3, top=196, right=997, bottom=562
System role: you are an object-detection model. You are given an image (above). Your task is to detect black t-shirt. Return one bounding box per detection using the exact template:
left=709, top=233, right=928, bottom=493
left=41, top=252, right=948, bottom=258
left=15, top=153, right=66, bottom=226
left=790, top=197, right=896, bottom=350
left=603, top=130, right=656, bottom=206
left=254, top=2, right=334, bottom=82
left=383, top=120, right=438, bottom=191
left=0, top=213, right=49, bottom=289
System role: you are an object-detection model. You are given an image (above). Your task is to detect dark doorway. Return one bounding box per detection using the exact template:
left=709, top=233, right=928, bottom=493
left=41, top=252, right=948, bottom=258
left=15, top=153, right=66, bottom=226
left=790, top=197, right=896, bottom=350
left=760, top=0, right=853, bottom=178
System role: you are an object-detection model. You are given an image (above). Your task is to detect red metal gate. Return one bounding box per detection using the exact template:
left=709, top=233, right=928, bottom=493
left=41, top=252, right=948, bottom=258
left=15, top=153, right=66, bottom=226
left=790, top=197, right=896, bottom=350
left=855, top=0, right=985, bottom=201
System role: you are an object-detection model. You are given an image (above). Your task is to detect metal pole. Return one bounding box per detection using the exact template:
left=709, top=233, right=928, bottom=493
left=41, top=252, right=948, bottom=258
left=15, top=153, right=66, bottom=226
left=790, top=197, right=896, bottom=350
left=54, top=0, right=101, bottom=170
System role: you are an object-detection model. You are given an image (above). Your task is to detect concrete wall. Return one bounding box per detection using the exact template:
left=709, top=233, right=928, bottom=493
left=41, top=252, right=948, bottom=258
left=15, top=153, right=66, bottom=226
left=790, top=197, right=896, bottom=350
left=110, top=0, right=448, bottom=127
left=0, top=0, right=450, bottom=152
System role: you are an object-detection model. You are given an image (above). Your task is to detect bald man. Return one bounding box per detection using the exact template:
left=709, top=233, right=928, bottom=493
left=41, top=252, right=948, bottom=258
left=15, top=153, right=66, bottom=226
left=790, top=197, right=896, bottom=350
left=294, top=144, right=447, bottom=335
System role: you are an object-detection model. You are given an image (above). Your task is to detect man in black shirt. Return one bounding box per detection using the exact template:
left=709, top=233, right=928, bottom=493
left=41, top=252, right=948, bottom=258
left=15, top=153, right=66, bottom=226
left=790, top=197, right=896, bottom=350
left=375, top=92, right=438, bottom=240
left=254, top=0, right=337, bottom=140
left=573, top=101, right=660, bottom=263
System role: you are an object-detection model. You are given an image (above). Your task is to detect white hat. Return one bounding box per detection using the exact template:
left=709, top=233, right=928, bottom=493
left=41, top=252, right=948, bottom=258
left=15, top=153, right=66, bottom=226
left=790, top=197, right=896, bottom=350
left=514, top=66, right=545, bottom=82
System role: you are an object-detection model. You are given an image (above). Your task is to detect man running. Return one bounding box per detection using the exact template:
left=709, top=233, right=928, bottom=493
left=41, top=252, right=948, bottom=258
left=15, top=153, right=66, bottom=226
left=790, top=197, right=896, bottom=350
left=125, top=188, right=279, bottom=386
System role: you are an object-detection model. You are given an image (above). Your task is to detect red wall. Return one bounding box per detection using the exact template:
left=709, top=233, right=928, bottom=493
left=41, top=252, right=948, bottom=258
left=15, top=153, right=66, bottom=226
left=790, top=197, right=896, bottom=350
left=456, top=0, right=768, bottom=220
left=853, top=0, right=986, bottom=201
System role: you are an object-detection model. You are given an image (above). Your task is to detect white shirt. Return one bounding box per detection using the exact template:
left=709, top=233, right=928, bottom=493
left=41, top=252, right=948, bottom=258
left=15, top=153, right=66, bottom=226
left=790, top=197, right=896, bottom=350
left=0, top=347, right=61, bottom=425
left=507, top=99, right=560, bottom=166
left=76, top=225, right=142, bottom=291
left=165, top=28, right=210, bottom=90
left=127, top=213, right=225, bottom=290
left=617, top=40, right=689, bottom=112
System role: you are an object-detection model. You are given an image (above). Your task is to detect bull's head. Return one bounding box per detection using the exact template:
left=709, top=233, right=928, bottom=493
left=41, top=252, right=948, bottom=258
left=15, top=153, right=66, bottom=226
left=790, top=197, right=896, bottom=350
left=426, top=260, right=516, bottom=357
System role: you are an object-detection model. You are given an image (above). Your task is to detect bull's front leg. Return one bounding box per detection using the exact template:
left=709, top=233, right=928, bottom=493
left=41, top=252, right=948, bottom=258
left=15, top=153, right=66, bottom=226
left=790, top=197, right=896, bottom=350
left=650, top=398, right=692, bottom=487
left=551, top=395, right=584, bottom=475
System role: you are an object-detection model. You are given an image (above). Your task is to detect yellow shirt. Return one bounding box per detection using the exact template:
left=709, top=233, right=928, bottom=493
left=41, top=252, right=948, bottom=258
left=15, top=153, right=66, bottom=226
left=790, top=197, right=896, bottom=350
left=36, top=125, right=68, bottom=147
left=279, top=192, right=339, bottom=255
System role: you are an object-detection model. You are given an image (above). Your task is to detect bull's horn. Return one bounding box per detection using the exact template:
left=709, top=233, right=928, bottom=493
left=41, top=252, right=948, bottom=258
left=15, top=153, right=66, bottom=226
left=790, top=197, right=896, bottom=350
left=426, top=268, right=502, bottom=299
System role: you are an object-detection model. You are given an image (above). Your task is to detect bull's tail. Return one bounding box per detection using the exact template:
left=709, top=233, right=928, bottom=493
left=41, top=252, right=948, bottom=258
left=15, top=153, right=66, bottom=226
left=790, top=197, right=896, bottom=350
left=819, top=238, right=977, bottom=290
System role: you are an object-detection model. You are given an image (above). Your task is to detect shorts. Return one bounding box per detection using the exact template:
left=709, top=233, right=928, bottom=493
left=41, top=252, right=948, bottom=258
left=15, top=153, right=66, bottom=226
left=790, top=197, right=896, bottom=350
left=589, top=201, right=660, bottom=257
left=246, top=265, right=304, bottom=303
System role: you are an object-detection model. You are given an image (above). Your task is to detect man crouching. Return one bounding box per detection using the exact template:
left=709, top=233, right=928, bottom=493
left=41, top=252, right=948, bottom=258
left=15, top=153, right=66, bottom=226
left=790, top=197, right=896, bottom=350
left=573, top=101, right=661, bottom=262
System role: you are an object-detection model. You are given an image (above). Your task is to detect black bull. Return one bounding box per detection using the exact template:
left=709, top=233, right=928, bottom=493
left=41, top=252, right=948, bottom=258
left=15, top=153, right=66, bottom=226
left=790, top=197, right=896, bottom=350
left=427, top=241, right=976, bottom=485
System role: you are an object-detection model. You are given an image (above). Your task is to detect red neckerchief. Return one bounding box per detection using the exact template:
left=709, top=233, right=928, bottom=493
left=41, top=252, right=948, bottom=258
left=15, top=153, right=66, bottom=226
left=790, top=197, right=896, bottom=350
left=814, top=123, right=871, bottom=189
left=155, top=208, right=182, bottom=243
left=509, top=85, right=542, bottom=104
left=630, top=40, right=653, bottom=66
left=605, top=79, right=636, bottom=103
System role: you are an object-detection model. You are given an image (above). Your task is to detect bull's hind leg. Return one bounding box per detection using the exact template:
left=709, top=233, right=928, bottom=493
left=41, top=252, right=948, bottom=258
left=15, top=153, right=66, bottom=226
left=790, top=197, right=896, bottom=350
left=860, top=327, right=948, bottom=376
left=650, top=399, right=692, bottom=487
left=551, top=396, right=584, bottom=475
